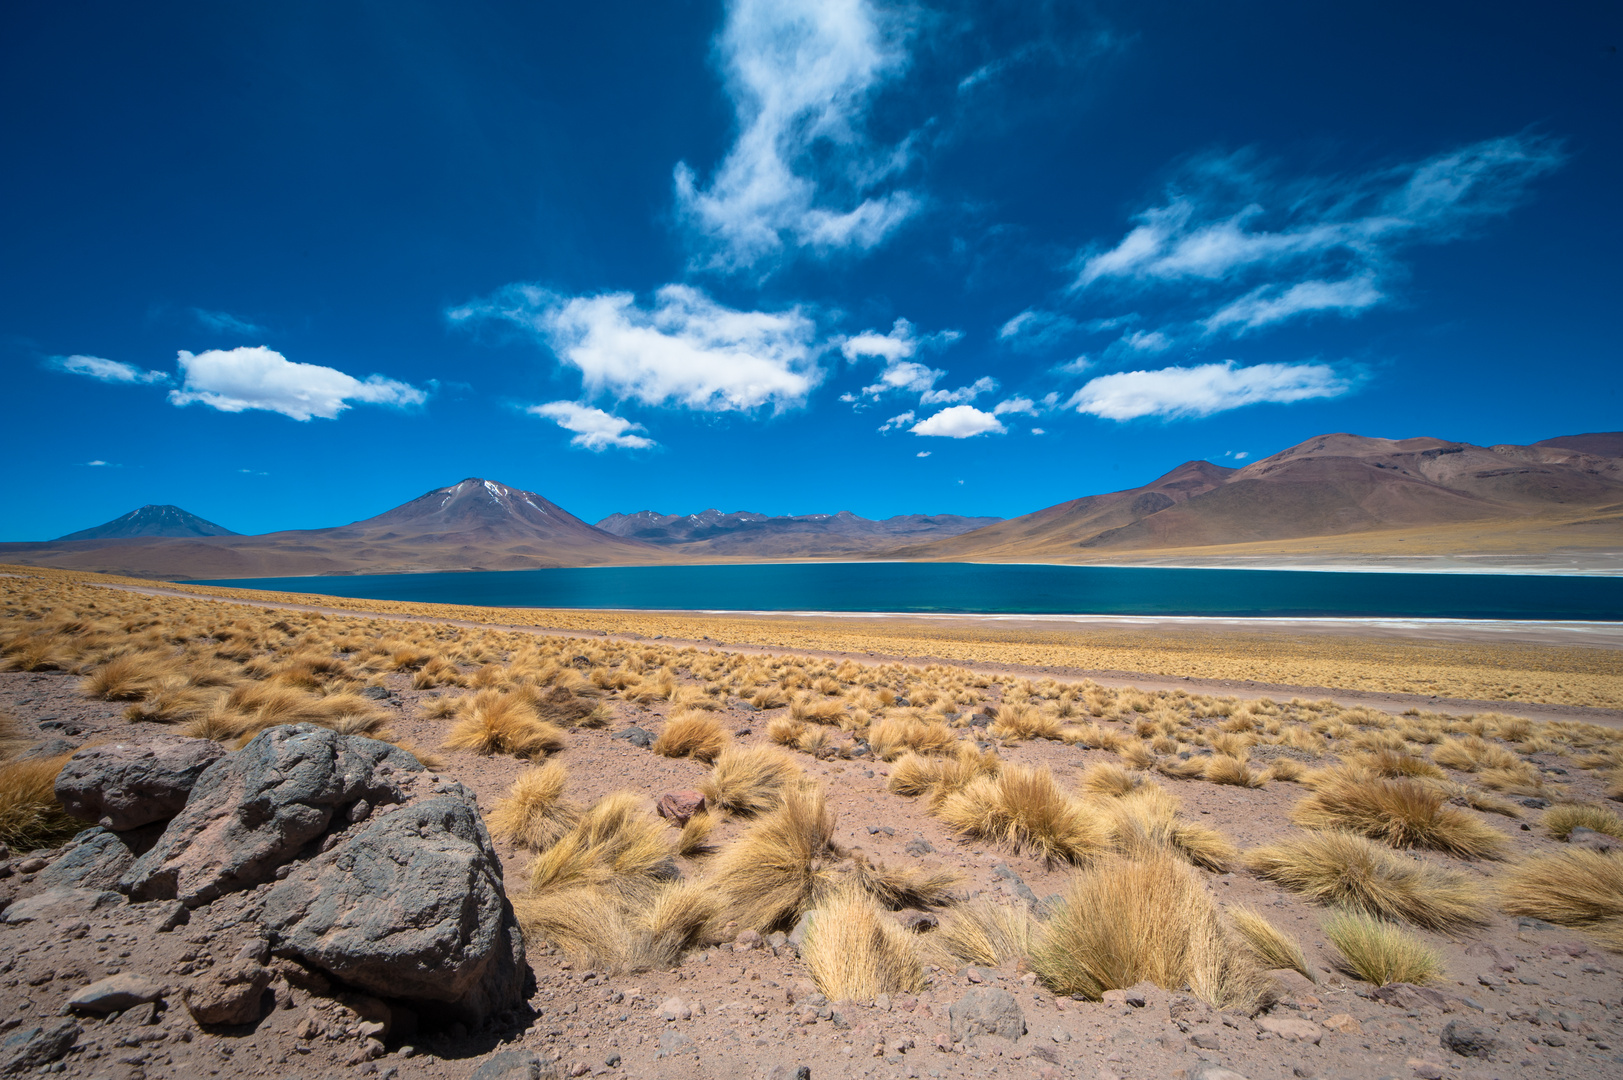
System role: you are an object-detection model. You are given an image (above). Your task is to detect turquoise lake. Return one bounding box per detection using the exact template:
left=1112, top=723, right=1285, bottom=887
left=187, top=563, right=1623, bottom=621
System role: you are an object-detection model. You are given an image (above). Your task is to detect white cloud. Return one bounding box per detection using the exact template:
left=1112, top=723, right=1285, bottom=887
left=1223, top=449, right=1251, bottom=461
left=1054, top=356, right=1093, bottom=375
left=997, top=308, right=1082, bottom=352
left=674, top=0, right=919, bottom=271
left=1072, top=135, right=1564, bottom=334
left=910, top=405, right=1006, bottom=438
left=919, top=376, right=996, bottom=407
left=992, top=397, right=1038, bottom=416
left=877, top=410, right=915, bottom=433
left=1202, top=275, right=1383, bottom=333
left=843, top=317, right=965, bottom=401
left=1030, top=428, right=1045, bottom=435
left=1068, top=360, right=1350, bottom=421
left=862, top=360, right=942, bottom=397
left=528, top=401, right=656, bottom=451
left=452, top=283, right=822, bottom=413
left=1118, top=329, right=1172, bottom=353
left=50, top=354, right=169, bottom=385
left=192, top=308, right=265, bottom=336
left=916, top=450, right=931, bottom=457
left=168, top=346, right=427, bottom=421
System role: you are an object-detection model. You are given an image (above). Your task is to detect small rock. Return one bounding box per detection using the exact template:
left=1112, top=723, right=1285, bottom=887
left=761, top=1066, right=810, bottom=1080
left=660, top=996, right=692, bottom=1021
left=734, top=929, right=763, bottom=951
left=903, top=837, right=935, bottom=856
left=949, top=987, right=1025, bottom=1042
left=184, top=960, right=273, bottom=1026
left=1257, top=1016, right=1322, bottom=1044
left=1321, top=1013, right=1362, bottom=1034
left=1372, top=982, right=1454, bottom=1012
left=1439, top=1019, right=1499, bottom=1059
left=469, top=1050, right=549, bottom=1080
left=1565, top=826, right=1619, bottom=853
left=1189, top=1032, right=1222, bottom=1049
left=66, top=973, right=164, bottom=1014
left=0, top=1020, right=80, bottom=1074
left=656, top=790, right=705, bottom=825
left=1407, top=1058, right=1445, bottom=1079
left=896, top=910, right=938, bottom=933
left=656, top=1028, right=694, bottom=1057
left=16, top=856, right=48, bottom=873
left=1, top=886, right=122, bottom=924
left=612, top=727, right=653, bottom=749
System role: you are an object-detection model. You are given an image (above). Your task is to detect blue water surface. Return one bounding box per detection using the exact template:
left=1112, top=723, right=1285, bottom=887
left=184, top=563, right=1623, bottom=621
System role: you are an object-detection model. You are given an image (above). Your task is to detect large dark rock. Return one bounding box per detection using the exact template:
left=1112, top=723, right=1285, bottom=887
left=260, top=788, right=527, bottom=1026
left=55, top=734, right=225, bottom=831
left=0, top=1020, right=79, bottom=1075
left=120, top=725, right=423, bottom=906
left=36, top=825, right=163, bottom=891
left=1440, top=1019, right=1501, bottom=1059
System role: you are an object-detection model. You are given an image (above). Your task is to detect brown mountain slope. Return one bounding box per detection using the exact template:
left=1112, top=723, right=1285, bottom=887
left=0, top=478, right=665, bottom=579
left=895, top=432, right=1623, bottom=565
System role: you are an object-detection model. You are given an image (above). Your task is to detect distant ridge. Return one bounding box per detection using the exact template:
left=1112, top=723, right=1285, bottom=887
left=896, top=431, right=1623, bottom=564
left=58, top=504, right=237, bottom=541
left=595, top=508, right=1001, bottom=555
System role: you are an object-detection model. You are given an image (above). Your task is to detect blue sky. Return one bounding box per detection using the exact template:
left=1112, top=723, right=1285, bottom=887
left=3, top=1, right=1618, bottom=540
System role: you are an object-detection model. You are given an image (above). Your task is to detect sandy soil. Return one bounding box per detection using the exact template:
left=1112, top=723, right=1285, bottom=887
left=4, top=650, right=1623, bottom=1080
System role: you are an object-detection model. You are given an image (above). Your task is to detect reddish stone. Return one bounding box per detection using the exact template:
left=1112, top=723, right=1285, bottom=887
left=657, top=790, right=705, bottom=824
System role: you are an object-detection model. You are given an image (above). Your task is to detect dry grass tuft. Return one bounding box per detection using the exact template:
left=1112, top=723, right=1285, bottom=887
left=1080, top=761, right=1144, bottom=798
left=1031, top=853, right=1274, bottom=1012
left=933, top=898, right=1037, bottom=968
left=652, top=709, right=728, bottom=763
left=707, top=783, right=842, bottom=932
left=487, top=762, right=580, bottom=850
left=801, top=884, right=924, bottom=1001
left=527, top=792, right=676, bottom=903
left=1322, top=909, right=1442, bottom=986
left=988, top=703, right=1062, bottom=741
left=442, top=689, right=566, bottom=759
left=844, top=854, right=958, bottom=910
left=1099, top=785, right=1237, bottom=872
left=1499, top=849, right=1623, bottom=945
left=936, top=764, right=1107, bottom=865
left=677, top=812, right=716, bottom=857
left=1204, top=755, right=1265, bottom=788
left=1290, top=767, right=1507, bottom=859
left=698, top=745, right=800, bottom=817
left=1543, top=803, right=1623, bottom=842
left=1350, top=749, right=1446, bottom=780
left=1229, top=906, right=1313, bottom=981
left=0, top=754, right=81, bottom=851
left=869, top=717, right=958, bottom=760
left=1246, top=830, right=1490, bottom=930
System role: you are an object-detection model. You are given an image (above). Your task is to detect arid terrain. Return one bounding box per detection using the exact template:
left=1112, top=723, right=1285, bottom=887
left=2, top=568, right=1622, bottom=1080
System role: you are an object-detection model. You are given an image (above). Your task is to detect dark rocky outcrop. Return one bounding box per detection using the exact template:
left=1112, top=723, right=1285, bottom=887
left=55, top=733, right=225, bottom=831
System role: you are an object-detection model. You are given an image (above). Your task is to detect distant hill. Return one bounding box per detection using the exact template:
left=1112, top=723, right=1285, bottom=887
left=896, top=432, right=1623, bottom=566
left=596, top=508, right=1001, bottom=556
left=58, top=504, right=237, bottom=541
left=2, top=478, right=660, bottom=579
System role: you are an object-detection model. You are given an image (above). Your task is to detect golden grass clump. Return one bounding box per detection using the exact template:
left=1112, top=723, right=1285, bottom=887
left=0, top=754, right=81, bottom=852
left=707, top=783, right=842, bottom=932
left=767, top=716, right=807, bottom=746
left=932, top=898, right=1037, bottom=968
left=801, top=884, right=925, bottom=1001
left=1204, top=755, right=1265, bottom=788
left=1350, top=749, right=1446, bottom=780
left=698, top=745, right=800, bottom=816
left=1432, top=736, right=1520, bottom=773
left=868, top=717, right=958, bottom=760
left=487, top=762, right=580, bottom=851
left=1080, top=761, right=1144, bottom=798
left=887, top=743, right=1000, bottom=808
left=936, top=764, right=1106, bottom=865
left=1031, top=853, right=1274, bottom=1012
left=1322, top=909, right=1442, bottom=986
left=988, top=703, right=1061, bottom=741
left=1229, top=906, right=1312, bottom=980
left=843, top=854, right=958, bottom=911
left=81, top=651, right=184, bottom=700
left=1543, top=803, right=1623, bottom=841
left=1246, top=830, right=1490, bottom=930
left=442, top=689, right=566, bottom=759
left=1499, top=849, right=1623, bottom=946
left=677, top=812, right=716, bottom=857
left=1099, top=785, right=1237, bottom=872
left=527, top=792, right=676, bottom=901
left=1290, top=768, right=1507, bottom=859
left=651, top=709, right=728, bottom=763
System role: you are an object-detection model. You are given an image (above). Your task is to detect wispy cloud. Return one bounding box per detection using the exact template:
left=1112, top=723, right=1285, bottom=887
left=1067, top=360, right=1350, bottom=421
left=1072, top=134, right=1564, bottom=337
left=877, top=410, right=915, bottom=432
left=192, top=308, right=266, bottom=336
left=84, top=460, right=120, bottom=467
left=910, top=404, right=1006, bottom=438
left=49, top=354, right=169, bottom=385
left=674, top=0, right=919, bottom=272
left=997, top=308, right=1082, bottom=352
left=452, top=283, right=822, bottom=413
left=919, top=375, right=996, bottom=406
left=843, top=318, right=964, bottom=399
left=528, top=401, right=656, bottom=451
left=168, top=346, right=427, bottom=421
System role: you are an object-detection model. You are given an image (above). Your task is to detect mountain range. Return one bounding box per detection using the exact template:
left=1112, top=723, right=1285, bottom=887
left=595, top=509, right=1000, bottom=556
left=3, top=431, right=1618, bottom=579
